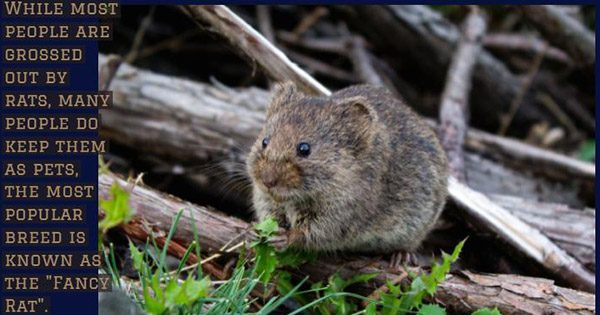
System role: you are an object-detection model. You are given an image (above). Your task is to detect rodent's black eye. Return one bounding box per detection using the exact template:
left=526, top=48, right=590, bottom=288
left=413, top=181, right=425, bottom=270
left=262, top=137, right=269, bottom=149
left=297, top=142, right=311, bottom=157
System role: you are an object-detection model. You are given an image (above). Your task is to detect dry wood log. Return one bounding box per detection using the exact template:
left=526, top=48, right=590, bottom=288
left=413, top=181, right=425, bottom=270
left=98, top=172, right=595, bottom=315
left=489, top=194, right=595, bottom=271
left=462, top=153, right=582, bottom=207
left=518, top=5, right=595, bottom=67
left=99, top=51, right=594, bottom=290
left=439, top=7, right=487, bottom=180
left=333, top=5, right=544, bottom=131
left=180, top=5, right=330, bottom=95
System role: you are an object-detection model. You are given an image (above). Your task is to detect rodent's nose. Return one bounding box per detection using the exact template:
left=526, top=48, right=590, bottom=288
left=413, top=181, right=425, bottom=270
left=261, top=170, right=279, bottom=189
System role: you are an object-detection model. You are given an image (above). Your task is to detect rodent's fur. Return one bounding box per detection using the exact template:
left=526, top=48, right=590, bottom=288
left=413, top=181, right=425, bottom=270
left=246, top=82, right=448, bottom=253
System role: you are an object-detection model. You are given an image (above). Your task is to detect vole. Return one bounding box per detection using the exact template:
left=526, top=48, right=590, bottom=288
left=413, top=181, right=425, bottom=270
left=246, top=82, right=448, bottom=253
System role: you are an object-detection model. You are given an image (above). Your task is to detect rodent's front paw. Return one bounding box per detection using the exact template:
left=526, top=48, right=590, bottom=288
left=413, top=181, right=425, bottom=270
left=269, top=232, right=288, bottom=251
left=287, top=228, right=306, bottom=248
left=267, top=228, right=306, bottom=251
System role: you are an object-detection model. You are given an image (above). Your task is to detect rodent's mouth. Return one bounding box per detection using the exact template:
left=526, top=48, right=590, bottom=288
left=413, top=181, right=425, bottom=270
left=265, top=186, right=297, bottom=202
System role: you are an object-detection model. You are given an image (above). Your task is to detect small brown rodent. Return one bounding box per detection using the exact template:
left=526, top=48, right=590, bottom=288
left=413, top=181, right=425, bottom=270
left=246, top=82, right=448, bottom=253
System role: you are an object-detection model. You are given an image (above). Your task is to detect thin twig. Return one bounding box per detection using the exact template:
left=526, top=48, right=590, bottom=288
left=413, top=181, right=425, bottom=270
left=136, top=29, right=202, bottom=60
left=256, top=6, right=275, bottom=43
left=349, top=36, right=385, bottom=86
left=439, top=6, right=487, bottom=180
left=277, top=31, right=348, bottom=55
left=518, top=5, right=595, bottom=67
left=483, top=33, right=572, bottom=64
left=124, top=6, right=156, bottom=64
left=498, top=41, right=547, bottom=135
left=291, top=6, right=328, bottom=37
left=98, top=54, right=123, bottom=91
left=284, top=49, right=358, bottom=82
left=535, top=93, right=580, bottom=138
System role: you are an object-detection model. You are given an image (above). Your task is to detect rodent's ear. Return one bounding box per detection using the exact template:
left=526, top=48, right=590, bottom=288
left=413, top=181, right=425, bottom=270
left=338, top=96, right=378, bottom=126
left=338, top=96, right=379, bottom=148
left=267, top=81, right=302, bottom=117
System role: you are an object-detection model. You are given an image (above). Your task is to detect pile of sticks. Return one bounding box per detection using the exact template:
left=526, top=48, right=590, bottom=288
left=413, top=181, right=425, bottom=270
left=98, top=5, right=595, bottom=314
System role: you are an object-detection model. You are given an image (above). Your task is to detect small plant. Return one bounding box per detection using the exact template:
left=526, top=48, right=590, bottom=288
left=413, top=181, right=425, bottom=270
left=365, top=239, right=465, bottom=315
left=99, top=182, right=134, bottom=233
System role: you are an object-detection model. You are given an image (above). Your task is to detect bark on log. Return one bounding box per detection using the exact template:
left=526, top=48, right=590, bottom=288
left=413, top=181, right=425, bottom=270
left=439, top=7, right=487, bottom=180
left=489, top=194, right=595, bottom=271
left=98, top=172, right=595, bottom=315
left=518, top=5, right=595, bottom=67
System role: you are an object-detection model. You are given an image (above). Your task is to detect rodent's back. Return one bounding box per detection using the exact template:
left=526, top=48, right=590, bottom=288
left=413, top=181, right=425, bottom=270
left=333, top=85, right=448, bottom=250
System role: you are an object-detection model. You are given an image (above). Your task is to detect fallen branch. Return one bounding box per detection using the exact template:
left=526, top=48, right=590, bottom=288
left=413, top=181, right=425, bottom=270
left=465, top=127, right=594, bottom=180
left=180, top=5, right=330, bottom=95
left=98, top=172, right=595, bottom=315
left=439, top=7, right=487, bottom=180
left=518, top=5, right=595, bottom=67
left=482, top=33, right=571, bottom=64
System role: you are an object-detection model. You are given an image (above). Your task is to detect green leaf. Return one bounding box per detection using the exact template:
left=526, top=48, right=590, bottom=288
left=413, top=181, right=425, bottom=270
left=471, top=307, right=501, bottom=315
left=418, top=304, right=447, bottom=315
left=253, top=242, right=278, bottom=284
left=423, top=238, right=466, bottom=295
left=365, top=302, right=378, bottom=315
left=99, top=182, right=133, bottom=232
left=164, top=279, right=184, bottom=306
left=277, top=248, right=316, bottom=267
left=255, top=217, right=279, bottom=237
left=143, top=288, right=165, bottom=315
left=578, top=140, right=595, bottom=161
left=128, top=240, right=144, bottom=271
left=346, top=272, right=379, bottom=287
left=185, top=276, right=211, bottom=302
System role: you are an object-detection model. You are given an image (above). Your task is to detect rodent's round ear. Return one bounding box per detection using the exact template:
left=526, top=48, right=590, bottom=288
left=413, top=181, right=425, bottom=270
left=338, top=96, right=378, bottom=125
left=267, top=81, right=302, bottom=117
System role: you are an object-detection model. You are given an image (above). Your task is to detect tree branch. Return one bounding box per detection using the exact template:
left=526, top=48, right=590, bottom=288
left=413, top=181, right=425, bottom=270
left=439, top=7, right=487, bottom=180
left=518, top=5, right=595, bottom=67
left=181, top=5, right=330, bottom=95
